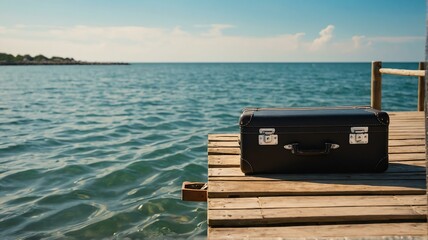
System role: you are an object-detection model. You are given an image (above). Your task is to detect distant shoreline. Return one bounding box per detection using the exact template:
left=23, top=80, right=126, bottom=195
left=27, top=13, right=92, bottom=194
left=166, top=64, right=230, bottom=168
left=0, top=53, right=129, bottom=66
left=0, top=62, right=130, bottom=66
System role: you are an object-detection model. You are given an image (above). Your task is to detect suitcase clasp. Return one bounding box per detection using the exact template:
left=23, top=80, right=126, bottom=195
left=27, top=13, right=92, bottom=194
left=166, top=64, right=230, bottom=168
left=259, top=128, right=278, bottom=145
left=349, top=127, right=368, bottom=144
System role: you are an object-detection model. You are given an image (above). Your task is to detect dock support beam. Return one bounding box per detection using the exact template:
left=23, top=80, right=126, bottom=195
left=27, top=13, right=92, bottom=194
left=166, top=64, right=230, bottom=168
left=371, top=61, right=382, bottom=110
left=417, top=61, right=425, bottom=111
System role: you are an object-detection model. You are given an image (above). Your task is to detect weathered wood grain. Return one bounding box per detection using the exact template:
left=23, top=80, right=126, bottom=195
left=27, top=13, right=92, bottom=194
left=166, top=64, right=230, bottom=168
left=209, top=195, right=427, bottom=210
left=379, top=68, right=426, bottom=77
left=208, top=180, right=426, bottom=198
left=209, top=223, right=428, bottom=239
left=209, top=206, right=427, bottom=227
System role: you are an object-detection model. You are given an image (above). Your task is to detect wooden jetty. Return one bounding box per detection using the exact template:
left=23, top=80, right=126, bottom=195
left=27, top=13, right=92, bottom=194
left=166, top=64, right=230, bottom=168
left=207, top=111, right=426, bottom=239
left=206, top=62, right=427, bottom=239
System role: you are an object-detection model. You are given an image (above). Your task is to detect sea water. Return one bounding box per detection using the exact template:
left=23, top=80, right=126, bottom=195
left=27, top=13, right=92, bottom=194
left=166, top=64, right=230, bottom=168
left=0, top=63, right=421, bottom=239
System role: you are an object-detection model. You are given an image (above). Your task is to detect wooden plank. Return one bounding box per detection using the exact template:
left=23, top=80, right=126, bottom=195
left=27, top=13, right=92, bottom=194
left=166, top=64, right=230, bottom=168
left=209, top=134, right=239, bottom=137
left=208, top=134, right=239, bottom=142
left=208, top=141, right=240, bottom=148
left=208, top=153, right=426, bottom=168
left=379, top=68, right=426, bottom=77
left=389, top=118, right=425, bottom=121
left=389, top=145, right=425, bottom=153
left=208, top=223, right=428, bottom=239
left=390, top=114, right=424, bottom=117
left=389, top=127, right=424, bottom=130
left=389, top=111, right=425, bottom=116
left=389, top=135, right=424, bottom=140
left=258, top=195, right=427, bottom=209
left=389, top=133, right=424, bottom=137
left=389, top=153, right=426, bottom=161
left=208, top=180, right=426, bottom=198
left=388, top=124, right=424, bottom=127
left=389, top=111, right=425, bottom=114
left=209, top=174, right=426, bottom=182
left=209, top=206, right=427, bottom=227
left=390, top=119, right=424, bottom=122
left=390, top=131, right=424, bottom=134
left=389, top=139, right=425, bottom=146
left=209, top=195, right=427, bottom=210
left=390, top=123, right=424, bottom=126
left=209, top=197, right=260, bottom=210
left=390, top=120, right=425, bottom=123
left=209, top=161, right=426, bottom=178
left=208, top=155, right=240, bottom=168
left=390, top=121, right=424, bottom=124
left=389, top=124, right=425, bottom=127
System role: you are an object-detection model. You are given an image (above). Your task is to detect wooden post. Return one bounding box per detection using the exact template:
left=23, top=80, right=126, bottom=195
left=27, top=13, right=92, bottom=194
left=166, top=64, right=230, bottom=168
left=371, top=61, right=382, bottom=110
left=417, top=62, right=425, bottom=111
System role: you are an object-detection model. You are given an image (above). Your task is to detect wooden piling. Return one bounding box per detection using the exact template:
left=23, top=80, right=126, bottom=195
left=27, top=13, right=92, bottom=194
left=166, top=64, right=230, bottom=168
left=371, top=61, right=382, bottom=110
left=418, top=62, right=425, bottom=111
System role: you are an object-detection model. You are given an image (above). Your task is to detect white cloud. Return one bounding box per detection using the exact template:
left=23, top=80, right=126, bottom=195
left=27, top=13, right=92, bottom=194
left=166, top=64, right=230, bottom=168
left=200, top=24, right=234, bottom=37
left=367, top=36, right=424, bottom=43
left=0, top=24, right=423, bottom=62
left=310, top=25, right=334, bottom=50
left=348, top=35, right=423, bottom=51
left=0, top=24, right=306, bottom=62
left=352, top=35, right=367, bottom=48
left=48, top=25, right=166, bottom=42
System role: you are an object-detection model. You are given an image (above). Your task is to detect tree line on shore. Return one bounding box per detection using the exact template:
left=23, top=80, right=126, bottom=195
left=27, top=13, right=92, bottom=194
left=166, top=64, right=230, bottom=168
left=0, top=53, right=128, bottom=65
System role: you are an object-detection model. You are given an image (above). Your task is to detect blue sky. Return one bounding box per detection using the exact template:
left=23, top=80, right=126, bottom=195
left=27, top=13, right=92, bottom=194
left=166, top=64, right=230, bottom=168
left=0, top=0, right=425, bottom=62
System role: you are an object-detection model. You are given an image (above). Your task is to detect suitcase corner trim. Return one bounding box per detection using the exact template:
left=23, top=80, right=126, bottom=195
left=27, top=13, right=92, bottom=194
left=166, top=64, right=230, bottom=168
left=240, top=157, right=254, bottom=174
left=239, top=110, right=255, bottom=127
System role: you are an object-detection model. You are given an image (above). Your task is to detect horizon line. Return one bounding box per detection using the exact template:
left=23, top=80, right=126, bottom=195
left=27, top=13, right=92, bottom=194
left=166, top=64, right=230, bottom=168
left=124, top=61, right=424, bottom=64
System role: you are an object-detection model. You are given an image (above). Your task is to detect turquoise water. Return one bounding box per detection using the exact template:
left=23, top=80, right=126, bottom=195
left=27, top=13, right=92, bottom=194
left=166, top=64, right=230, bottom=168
left=0, top=63, right=421, bottom=239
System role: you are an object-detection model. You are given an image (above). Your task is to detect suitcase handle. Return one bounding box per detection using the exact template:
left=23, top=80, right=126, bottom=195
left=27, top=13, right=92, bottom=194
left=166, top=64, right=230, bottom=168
left=284, top=143, right=340, bottom=156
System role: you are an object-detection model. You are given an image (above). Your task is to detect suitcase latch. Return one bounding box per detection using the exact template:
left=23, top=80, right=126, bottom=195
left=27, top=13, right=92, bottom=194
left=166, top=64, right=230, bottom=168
left=259, top=128, right=278, bottom=145
left=349, top=127, right=368, bottom=144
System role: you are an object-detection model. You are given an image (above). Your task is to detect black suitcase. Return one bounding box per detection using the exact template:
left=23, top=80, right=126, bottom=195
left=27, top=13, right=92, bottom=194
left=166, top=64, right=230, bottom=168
left=239, top=107, right=389, bottom=174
